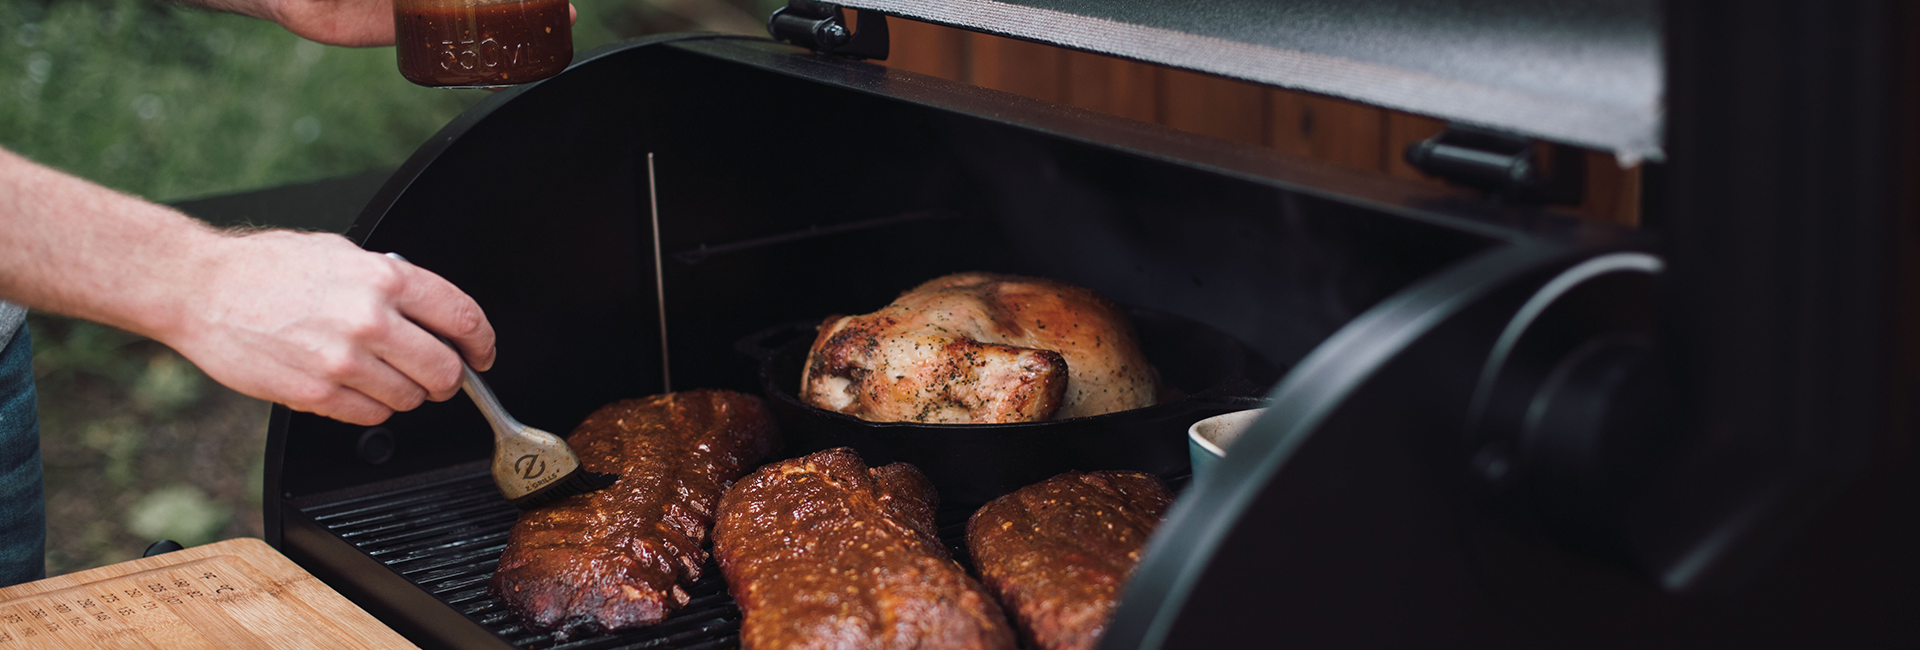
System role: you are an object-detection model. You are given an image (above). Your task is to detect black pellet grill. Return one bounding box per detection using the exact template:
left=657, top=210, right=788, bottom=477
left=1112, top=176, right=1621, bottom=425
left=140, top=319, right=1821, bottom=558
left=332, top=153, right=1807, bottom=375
left=264, top=2, right=1918, bottom=649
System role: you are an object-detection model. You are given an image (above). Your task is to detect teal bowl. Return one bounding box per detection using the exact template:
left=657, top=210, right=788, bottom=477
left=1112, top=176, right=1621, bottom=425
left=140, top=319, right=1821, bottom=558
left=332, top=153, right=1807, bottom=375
left=1187, top=408, right=1268, bottom=481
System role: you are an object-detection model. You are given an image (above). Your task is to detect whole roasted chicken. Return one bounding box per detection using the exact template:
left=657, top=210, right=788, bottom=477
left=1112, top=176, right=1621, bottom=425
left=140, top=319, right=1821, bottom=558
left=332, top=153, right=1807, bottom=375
left=801, top=272, right=1158, bottom=423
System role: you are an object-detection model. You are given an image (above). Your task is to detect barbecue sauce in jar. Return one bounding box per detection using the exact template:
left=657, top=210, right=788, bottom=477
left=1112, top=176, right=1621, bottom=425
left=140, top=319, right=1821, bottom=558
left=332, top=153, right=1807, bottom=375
left=394, top=0, right=572, bottom=88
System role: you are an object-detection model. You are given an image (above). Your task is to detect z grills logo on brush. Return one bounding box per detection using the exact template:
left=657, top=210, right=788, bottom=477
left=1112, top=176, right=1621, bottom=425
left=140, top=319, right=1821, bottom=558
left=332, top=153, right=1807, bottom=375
left=515, top=455, right=546, bottom=480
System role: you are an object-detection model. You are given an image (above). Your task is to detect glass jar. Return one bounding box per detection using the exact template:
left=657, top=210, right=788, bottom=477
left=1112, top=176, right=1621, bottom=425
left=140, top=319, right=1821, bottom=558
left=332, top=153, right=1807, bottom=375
left=393, top=0, right=572, bottom=88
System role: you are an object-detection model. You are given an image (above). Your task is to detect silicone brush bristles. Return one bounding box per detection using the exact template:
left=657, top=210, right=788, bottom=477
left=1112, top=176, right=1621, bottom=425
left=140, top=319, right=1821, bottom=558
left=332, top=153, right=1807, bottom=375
left=507, top=469, right=621, bottom=510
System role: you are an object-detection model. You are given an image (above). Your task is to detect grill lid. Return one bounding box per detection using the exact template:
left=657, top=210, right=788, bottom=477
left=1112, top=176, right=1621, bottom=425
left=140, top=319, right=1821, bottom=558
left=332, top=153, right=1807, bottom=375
left=833, top=0, right=1663, bottom=163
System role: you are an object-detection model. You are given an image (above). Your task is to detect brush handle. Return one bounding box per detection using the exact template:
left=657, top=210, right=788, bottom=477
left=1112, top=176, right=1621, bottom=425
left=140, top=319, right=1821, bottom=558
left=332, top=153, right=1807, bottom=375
left=383, top=253, right=525, bottom=442
left=455, top=362, right=528, bottom=443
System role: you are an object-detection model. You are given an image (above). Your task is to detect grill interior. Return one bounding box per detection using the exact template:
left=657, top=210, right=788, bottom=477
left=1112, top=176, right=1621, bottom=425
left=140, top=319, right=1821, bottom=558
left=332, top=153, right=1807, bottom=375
left=298, top=468, right=1016, bottom=650
left=265, top=37, right=1514, bottom=650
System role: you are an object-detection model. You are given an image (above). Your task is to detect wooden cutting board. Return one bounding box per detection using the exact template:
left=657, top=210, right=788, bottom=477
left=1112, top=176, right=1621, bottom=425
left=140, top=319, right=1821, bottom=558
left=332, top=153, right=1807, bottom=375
left=0, top=538, right=416, bottom=649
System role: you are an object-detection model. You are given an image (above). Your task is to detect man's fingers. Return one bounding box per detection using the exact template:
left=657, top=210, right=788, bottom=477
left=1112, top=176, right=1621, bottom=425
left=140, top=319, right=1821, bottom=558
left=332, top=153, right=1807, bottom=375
left=387, top=257, right=497, bottom=371
left=304, top=385, right=397, bottom=426
left=319, top=346, right=432, bottom=413
left=373, top=315, right=466, bottom=402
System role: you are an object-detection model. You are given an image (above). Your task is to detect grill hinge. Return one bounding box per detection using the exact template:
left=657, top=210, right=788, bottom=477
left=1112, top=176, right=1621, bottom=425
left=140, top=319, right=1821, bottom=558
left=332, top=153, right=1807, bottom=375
left=768, top=1, right=890, bottom=59
left=1404, top=124, right=1585, bottom=205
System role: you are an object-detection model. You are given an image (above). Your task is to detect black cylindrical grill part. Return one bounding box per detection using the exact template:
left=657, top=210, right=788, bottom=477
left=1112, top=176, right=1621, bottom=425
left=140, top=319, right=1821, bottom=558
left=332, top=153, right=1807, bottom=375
left=261, top=34, right=1646, bottom=650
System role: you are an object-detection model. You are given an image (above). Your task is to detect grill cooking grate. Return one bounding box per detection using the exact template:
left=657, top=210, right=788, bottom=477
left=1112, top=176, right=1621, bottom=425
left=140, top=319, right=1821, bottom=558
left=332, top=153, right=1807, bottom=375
left=300, top=470, right=980, bottom=650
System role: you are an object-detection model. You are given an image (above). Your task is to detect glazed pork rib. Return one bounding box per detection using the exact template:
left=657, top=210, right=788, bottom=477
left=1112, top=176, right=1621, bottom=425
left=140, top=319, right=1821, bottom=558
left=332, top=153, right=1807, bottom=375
left=715, top=447, right=1017, bottom=650
left=966, top=471, right=1175, bottom=650
left=490, top=390, right=781, bottom=637
left=802, top=272, right=1159, bottom=424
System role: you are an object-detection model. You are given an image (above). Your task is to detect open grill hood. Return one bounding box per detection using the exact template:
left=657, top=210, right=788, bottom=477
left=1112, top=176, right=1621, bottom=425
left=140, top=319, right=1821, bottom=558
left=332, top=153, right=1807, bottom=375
left=834, top=0, right=1664, bottom=162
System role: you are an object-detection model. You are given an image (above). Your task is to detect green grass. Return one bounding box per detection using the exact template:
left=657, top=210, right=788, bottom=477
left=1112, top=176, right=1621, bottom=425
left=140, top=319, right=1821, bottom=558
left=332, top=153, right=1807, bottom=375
left=0, top=0, right=480, bottom=201
left=0, top=0, right=752, bottom=202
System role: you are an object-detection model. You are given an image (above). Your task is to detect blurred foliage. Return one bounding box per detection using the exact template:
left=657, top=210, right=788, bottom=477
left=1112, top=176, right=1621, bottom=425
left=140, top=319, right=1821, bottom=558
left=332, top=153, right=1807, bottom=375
left=126, top=484, right=229, bottom=547
left=5, top=0, right=780, bottom=575
left=0, top=0, right=777, bottom=202
left=0, top=0, right=478, bottom=201
left=25, top=316, right=145, bottom=385
left=26, top=313, right=268, bottom=575
left=25, top=317, right=201, bottom=418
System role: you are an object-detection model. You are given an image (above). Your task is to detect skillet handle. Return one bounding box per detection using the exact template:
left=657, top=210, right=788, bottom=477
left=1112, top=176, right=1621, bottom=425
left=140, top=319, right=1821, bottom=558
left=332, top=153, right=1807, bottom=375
left=1180, top=394, right=1272, bottom=410
left=1185, top=373, right=1278, bottom=401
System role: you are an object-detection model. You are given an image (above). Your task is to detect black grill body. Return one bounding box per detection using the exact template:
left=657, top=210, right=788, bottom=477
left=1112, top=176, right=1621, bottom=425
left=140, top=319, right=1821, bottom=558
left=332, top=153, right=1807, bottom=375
left=265, top=35, right=1637, bottom=650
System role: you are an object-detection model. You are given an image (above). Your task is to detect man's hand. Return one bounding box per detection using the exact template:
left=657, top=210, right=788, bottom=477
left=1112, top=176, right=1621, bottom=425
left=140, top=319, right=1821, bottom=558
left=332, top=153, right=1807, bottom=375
left=265, top=0, right=401, bottom=47
left=0, top=148, right=495, bottom=426
left=189, top=0, right=577, bottom=48
left=162, top=232, right=496, bottom=425
left=188, top=0, right=396, bottom=47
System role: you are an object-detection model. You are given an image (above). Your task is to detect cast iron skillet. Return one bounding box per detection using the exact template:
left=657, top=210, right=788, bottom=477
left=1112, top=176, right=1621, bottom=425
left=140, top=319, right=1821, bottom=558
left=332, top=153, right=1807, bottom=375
left=735, top=308, right=1278, bottom=506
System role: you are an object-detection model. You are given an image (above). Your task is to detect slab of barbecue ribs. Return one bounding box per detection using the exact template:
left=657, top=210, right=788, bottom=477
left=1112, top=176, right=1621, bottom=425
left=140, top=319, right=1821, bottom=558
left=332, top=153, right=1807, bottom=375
left=802, top=272, right=1158, bottom=424
left=490, top=390, right=781, bottom=637
left=715, top=447, right=1017, bottom=650
left=967, top=471, right=1174, bottom=650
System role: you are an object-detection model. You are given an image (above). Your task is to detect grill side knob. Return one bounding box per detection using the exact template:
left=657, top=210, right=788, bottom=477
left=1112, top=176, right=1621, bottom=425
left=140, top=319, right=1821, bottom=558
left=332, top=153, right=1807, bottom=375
left=357, top=427, right=397, bottom=466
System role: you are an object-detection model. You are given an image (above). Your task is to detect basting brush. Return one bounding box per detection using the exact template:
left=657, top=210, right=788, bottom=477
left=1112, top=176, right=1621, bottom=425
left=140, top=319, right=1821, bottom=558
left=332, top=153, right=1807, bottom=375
left=453, top=354, right=620, bottom=509
left=385, top=252, right=618, bottom=509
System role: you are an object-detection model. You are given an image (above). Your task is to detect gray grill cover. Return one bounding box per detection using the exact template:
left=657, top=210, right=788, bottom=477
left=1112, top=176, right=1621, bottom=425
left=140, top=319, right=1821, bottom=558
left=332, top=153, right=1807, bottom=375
left=841, top=0, right=1662, bottom=163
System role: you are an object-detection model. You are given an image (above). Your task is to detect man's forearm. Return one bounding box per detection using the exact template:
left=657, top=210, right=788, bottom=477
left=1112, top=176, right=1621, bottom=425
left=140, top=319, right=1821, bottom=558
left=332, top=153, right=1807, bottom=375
left=0, top=147, right=224, bottom=341
left=0, top=146, right=495, bottom=425
left=0, top=0, right=499, bottom=426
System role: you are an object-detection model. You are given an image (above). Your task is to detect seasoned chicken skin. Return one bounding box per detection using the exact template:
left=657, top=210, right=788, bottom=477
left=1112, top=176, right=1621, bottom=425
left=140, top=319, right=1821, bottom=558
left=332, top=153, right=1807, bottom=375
left=802, top=272, right=1158, bottom=423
